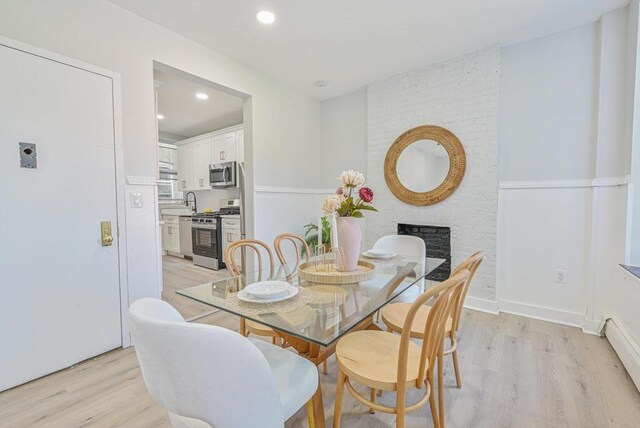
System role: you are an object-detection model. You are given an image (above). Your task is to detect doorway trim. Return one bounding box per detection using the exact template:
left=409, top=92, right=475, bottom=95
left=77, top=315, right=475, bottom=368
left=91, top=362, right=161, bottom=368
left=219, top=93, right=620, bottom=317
left=0, top=35, right=130, bottom=347
left=151, top=60, right=255, bottom=292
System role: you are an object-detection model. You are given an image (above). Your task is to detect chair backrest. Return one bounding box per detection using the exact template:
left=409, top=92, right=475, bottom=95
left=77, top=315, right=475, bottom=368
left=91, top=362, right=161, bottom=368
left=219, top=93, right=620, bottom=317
left=372, top=235, right=426, bottom=260
left=225, top=239, right=274, bottom=281
left=396, top=270, right=469, bottom=389
left=129, top=298, right=284, bottom=428
left=449, top=251, right=484, bottom=333
left=374, top=235, right=427, bottom=290
left=273, top=233, right=310, bottom=269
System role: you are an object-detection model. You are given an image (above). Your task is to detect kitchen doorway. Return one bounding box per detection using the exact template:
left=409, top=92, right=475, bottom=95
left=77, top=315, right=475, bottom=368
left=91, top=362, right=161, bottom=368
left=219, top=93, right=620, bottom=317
left=153, top=62, right=251, bottom=321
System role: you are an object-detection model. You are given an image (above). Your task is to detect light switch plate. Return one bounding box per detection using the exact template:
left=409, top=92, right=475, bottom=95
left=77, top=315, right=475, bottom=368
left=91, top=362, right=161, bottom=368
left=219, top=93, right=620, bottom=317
left=130, top=192, right=143, bottom=208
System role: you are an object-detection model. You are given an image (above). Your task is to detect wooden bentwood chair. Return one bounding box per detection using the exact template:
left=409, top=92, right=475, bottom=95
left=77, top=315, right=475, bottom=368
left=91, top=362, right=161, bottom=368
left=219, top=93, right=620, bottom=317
left=333, top=270, right=470, bottom=428
left=381, top=251, right=484, bottom=390
left=224, top=239, right=282, bottom=345
left=273, top=233, right=330, bottom=375
left=273, top=233, right=310, bottom=275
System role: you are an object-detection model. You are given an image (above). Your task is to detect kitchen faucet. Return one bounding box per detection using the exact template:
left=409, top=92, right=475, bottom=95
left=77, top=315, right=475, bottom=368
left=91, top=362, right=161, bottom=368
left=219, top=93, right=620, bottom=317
left=185, top=191, right=197, bottom=213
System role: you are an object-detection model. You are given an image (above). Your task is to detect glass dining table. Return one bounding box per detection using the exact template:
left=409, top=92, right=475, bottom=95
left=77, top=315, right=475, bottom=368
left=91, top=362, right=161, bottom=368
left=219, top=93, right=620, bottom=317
left=177, top=254, right=445, bottom=427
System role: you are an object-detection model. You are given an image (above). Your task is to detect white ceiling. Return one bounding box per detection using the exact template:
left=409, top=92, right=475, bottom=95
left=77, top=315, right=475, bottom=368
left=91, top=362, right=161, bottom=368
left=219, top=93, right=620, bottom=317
left=154, top=69, right=243, bottom=139
left=114, top=0, right=628, bottom=100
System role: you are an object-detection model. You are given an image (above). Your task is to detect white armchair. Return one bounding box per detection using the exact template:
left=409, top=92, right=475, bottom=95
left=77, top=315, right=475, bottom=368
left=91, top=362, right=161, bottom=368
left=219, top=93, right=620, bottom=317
left=128, top=298, right=318, bottom=428
left=373, top=235, right=427, bottom=295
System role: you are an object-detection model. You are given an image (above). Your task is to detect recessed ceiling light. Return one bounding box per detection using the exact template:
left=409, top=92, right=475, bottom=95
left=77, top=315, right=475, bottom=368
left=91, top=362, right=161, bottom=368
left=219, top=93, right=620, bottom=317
left=256, top=10, right=275, bottom=24
left=315, top=80, right=328, bottom=88
left=196, top=92, right=209, bottom=100
left=157, top=114, right=164, bottom=120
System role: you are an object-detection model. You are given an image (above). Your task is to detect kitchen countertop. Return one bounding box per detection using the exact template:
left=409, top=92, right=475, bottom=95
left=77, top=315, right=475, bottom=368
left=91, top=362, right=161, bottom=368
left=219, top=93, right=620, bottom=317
left=620, top=264, right=640, bottom=280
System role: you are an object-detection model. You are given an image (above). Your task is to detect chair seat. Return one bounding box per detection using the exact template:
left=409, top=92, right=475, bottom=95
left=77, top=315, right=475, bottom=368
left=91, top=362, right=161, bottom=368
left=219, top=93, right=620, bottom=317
left=335, top=330, right=425, bottom=391
left=381, top=302, right=452, bottom=338
left=246, top=319, right=276, bottom=336
left=249, top=338, right=318, bottom=420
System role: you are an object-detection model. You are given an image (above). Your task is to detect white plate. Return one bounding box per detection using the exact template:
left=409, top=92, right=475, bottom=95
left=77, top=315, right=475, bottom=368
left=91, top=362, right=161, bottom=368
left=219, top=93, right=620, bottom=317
left=237, top=285, right=298, bottom=304
left=245, top=280, right=291, bottom=299
left=362, top=249, right=397, bottom=259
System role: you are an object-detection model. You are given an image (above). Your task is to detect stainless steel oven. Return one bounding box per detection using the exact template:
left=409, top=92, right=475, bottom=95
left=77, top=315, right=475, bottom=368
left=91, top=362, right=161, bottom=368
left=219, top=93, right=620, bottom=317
left=191, top=219, right=219, bottom=270
left=209, top=161, right=237, bottom=188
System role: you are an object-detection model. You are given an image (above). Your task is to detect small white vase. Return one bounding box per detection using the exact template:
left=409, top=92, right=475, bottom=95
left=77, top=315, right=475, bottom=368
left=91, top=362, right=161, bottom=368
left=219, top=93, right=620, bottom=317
left=336, top=216, right=361, bottom=272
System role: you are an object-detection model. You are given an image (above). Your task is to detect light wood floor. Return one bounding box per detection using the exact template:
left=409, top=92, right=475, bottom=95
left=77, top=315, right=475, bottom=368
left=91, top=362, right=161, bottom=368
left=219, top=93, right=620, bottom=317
left=1, top=255, right=640, bottom=427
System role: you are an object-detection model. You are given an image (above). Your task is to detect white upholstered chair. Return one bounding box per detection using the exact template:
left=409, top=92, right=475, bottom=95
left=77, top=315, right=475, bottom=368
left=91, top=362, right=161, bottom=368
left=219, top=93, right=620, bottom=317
left=372, top=235, right=426, bottom=261
left=371, top=235, right=427, bottom=299
left=129, top=298, right=319, bottom=428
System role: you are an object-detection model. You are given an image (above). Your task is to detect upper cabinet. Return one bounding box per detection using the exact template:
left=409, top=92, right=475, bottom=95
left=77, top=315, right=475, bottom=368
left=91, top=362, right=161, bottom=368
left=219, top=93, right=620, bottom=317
left=176, top=125, right=244, bottom=192
left=211, top=132, right=237, bottom=163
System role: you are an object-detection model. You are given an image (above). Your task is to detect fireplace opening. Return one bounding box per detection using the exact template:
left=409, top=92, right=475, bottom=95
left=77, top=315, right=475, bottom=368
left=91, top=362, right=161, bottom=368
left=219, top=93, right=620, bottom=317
left=398, top=223, right=451, bottom=281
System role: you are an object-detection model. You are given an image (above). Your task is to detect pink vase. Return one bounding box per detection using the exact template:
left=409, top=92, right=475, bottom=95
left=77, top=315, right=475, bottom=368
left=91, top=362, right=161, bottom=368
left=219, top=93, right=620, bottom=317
left=336, top=216, right=361, bottom=272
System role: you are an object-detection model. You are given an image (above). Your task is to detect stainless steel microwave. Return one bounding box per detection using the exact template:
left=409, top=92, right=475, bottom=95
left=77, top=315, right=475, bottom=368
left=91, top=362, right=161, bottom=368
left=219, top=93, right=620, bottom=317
left=209, top=162, right=237, bottom=188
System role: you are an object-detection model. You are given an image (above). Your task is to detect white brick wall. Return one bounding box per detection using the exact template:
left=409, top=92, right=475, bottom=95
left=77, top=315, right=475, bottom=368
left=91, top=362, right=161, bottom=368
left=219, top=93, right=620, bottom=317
left=366, top=47, right=500, bottom=300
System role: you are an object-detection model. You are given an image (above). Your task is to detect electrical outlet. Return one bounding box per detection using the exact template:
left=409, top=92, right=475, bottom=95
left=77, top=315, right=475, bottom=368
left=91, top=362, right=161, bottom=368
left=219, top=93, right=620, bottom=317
left=555, top=269, right=568, bottom=284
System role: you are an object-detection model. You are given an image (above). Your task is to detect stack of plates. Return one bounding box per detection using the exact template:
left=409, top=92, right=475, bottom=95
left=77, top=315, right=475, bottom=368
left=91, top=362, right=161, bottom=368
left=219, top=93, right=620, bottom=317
left=362, top=248, right=397, bottom=259
left=237, top=280, right=298, bottom=303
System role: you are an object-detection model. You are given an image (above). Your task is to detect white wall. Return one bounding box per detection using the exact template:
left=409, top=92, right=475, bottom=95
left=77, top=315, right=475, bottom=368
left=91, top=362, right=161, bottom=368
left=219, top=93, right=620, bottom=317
left=498, top=186, right=592, bottom=325
left=321, top=90, right=368, bottom=187
left=366, top=48, right=501, bottom=302
left=498, top=6, right=636, bottom=331
left=499, top=23, right=599, bottom=181
left=0, top=0, right=323, bottom=312
left=316, top=5, right=638, bottom=331
left=629, top=0, right=640, bottom=265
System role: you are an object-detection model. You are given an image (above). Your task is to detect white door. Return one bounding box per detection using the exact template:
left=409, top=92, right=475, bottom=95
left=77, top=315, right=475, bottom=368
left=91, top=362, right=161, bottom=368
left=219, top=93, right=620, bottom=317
left=0, top=43, right=122, bottom=391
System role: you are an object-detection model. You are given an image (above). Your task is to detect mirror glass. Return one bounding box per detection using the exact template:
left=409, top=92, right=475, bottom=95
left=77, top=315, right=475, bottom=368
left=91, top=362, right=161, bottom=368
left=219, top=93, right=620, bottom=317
left=397, top=140, right=450, bottom=192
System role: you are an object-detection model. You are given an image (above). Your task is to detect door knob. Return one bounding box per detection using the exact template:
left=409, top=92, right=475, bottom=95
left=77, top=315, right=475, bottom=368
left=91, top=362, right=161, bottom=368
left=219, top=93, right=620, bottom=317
left=101, top=221, right=114, bottom=246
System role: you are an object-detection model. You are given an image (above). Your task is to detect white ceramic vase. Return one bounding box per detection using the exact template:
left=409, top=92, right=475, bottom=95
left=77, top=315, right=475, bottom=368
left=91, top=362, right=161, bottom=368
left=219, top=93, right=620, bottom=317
left=336, top=216, right=361, bottom=272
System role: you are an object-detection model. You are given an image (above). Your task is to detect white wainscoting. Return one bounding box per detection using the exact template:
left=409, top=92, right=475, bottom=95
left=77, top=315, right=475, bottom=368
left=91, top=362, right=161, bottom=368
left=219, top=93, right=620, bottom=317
left=124, top=176, right=161, bottom=307
left=253, top=187, right=333, bottom=264
left=495, top=176, right=630, bottom=333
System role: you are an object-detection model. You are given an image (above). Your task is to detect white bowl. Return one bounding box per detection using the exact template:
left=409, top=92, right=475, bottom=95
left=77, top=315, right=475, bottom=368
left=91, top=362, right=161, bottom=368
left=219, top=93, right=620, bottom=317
left=244, top=281, right=291, bottom=299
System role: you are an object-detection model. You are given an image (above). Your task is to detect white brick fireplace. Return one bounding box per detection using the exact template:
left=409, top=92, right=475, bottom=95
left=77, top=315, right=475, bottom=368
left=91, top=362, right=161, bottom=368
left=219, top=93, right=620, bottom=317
left=366, top=47, right=500, bottom=302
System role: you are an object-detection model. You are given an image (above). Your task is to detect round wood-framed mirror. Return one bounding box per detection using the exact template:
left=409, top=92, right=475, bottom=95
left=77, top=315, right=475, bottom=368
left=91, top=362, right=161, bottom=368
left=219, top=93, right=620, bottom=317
left=384, top=125, right=466, bottom=206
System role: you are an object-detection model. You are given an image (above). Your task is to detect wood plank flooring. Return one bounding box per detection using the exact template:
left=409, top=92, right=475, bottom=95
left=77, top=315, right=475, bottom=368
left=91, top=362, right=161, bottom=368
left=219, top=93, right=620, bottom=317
left=1, top=255, right=639, bottom=427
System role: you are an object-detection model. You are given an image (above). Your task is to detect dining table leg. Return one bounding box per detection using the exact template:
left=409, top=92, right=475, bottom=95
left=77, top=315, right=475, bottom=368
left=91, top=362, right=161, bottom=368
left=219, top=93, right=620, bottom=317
left=311, top=379, right=326, bottom=428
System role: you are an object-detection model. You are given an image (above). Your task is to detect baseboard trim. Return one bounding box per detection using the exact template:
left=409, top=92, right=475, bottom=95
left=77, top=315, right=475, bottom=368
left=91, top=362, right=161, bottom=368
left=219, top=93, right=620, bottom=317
left=605, top=319, right=640, bottom=391
left=464, top=296, right=499, bottom=315
left=582, top=317, right=606, bottom=336
left=499, top=299, right=583, bottom=328
left=464, top=298, right=610, bottom=334
left=254, top=186, right=334, bottom=195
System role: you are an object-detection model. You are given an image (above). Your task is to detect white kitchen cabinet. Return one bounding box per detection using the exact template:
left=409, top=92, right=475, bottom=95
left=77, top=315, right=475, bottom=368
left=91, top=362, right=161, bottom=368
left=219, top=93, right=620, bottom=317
left=177, top=138, right=211, bottom=191
left=212, top=132, right=237, bottom=163
left=162, top=215, right=181, bottom=253
left=191, top=138, right=211, bottom=190
left=177, top=126, right=244, bottom=191
left=177, top=145, right=192, bottom=191
left=221, top=216, right=241, bottom=269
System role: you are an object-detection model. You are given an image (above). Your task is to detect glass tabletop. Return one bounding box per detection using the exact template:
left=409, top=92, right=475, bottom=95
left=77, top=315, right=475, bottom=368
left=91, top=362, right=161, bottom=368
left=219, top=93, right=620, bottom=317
left=177, top=255, right=445, bottom=347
